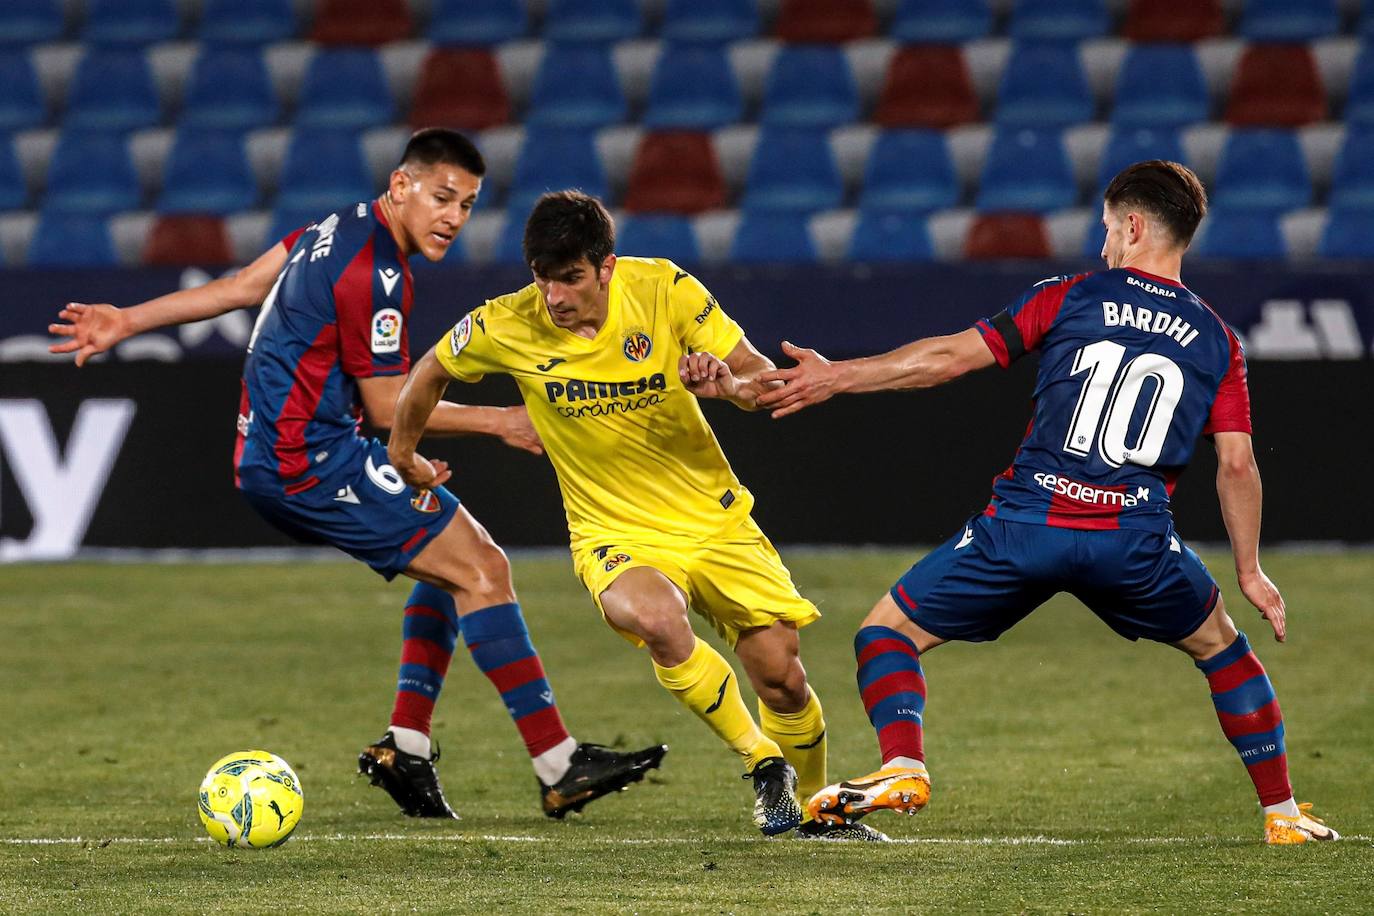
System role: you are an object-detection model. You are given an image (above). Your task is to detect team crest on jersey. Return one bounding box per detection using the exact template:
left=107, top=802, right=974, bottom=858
left=623, top=330, right=652, bottom=362
left=449, top=314, right=473, bottom=357
left=372, top=308, right=402, bottom=353
left=411, top=490, right=442, bottom=513
left=603, top=552, right=632, bottom=572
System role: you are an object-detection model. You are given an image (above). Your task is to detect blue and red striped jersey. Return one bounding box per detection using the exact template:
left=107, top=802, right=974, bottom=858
left=234, top=200, right=413, bottom=496
left=975, top=267, right=1250, bottom=532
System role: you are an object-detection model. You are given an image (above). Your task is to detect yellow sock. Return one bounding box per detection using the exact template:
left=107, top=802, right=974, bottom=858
left=759, top=687, right=827, bottom=803
left=654, top=638, right=781, bottom=771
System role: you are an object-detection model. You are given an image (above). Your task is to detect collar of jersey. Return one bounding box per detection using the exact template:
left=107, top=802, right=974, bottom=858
left=1125, top=267, right=1186, bottom=291
left=541, top=268, right=623, bottom=348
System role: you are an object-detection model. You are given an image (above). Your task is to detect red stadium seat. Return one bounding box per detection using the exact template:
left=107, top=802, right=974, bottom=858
left=1225, top=45, right=1328, bottom=127
left=310, top=0, right=412, bottom=45
left=775, top=0, right=875, bottom=42
left=1123, top=0, right=1223, bottom=41
left=874, top=46, right=979, bottom=129
left=963, top=213, right=1051, bottom=260
left=143, top=215, right=234, bottom=266
left=623, top=132, right=728, bottom=214
left=409, top=49, right=508, bottom=130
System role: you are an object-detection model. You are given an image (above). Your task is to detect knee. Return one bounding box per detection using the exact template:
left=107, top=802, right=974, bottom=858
left=754, top=660, right=809, bottom=710
left=448, top=542, right=512, bottom=602
left=624, top=603, right=692, bottom=647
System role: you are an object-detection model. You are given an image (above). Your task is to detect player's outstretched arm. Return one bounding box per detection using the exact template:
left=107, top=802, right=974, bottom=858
left=1214, top=431, right=1286, bottom=643
left=385, top=349, right=455, bottom=489
left=360, top=370, right=543, bottom=455
left=48, top=243, right=289, bottom=366
left=678, top=336, right=777, bottom=411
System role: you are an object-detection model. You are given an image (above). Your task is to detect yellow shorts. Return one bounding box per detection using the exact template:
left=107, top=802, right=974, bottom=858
left=572, top=516, right=820, bottom=648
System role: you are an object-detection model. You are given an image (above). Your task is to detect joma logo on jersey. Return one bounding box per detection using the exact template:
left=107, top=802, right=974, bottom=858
left=623, top=331, right=652, bottom=362
left=1033, top=472, right=1150, bottom=508
left=544, top=374, right=667, bottom=403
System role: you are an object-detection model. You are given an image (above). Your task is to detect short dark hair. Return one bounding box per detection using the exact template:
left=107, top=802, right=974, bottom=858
left=1103, top=160, right=1208, bottom=247
left=399, top=127, right=486, bottom=177
left=522, top=190, right=616, bottom=275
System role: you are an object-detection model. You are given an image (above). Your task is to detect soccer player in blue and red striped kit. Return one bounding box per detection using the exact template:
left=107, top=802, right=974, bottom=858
left=50, top=129, right=664, bottom=821
left=757, top=161, right=1338, bottom=845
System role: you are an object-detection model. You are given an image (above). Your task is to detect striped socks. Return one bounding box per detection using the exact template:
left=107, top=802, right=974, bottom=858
left=855, top=625, right=927, bottom=767
left=1196, top=631, right=1293, bottom=807
left=388, top=582, right=460, bottom=756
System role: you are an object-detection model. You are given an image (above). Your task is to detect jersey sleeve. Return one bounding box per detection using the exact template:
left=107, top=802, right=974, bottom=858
left=976, top=274, right=1086, bottom=368
left=668, top=264, right=744, bottom=357
left=434, top=307, right=501, bottom=383
left=1204, top=325, right=1253, bottom=435
left=335, top=242, right=408, bottom=378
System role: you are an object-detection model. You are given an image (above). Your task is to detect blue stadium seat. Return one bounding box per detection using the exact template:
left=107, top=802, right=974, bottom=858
left=543, top=0, right=641, bottom=42
left=975, top=127, right=1077, bottom=212
left=848, top=211, right=934, bottom=262
left=64, top=49, right=161, bottom=131
left=1111, top=45, right=1209, bottom=128
left=0, top=137, right=27, bottom=210
left=180, top=47, right=279, bottom=131
left=1096, top=127, right=1185, bottom=192
left=1318, top=209, right=1374, bottom=258
left=158, top=131, right=257, bottom=214
left=525, top=46, right=626, bottom=129
left=741, top=129, right=843, bottom=213
left=661, top=0, right=758, bottom=43
left=28, top=213, right=118, bottom=266
left=618, top=216, right=700, bottom=263
left=1239, top=0, right=1339, bottom=42
left=1345, top=47, right=1374, bottom=126
left=1008, top=0, right=1109, bottom=40
left=44, top=131, right=141, bottom=214
left=508, top=130, right=608, bottom=215
left=0, top=51, right=46, bottom=132
left=730, top=213, right=817, bottom=263
left=493, top=214, right=528, bottom=264
left=198, top=0, right=297, bottom=43
left=0, top=0, right=64, bottom=45
left=642, top=45, right=743, bottom=130
left=1212, top=129, right=1311, bottom=212
left=274, top=130, right=374, bottom=214
left=760, top=45, right=859, bottom=129
left=1081, top=218, right=1105, bottom=259
left=1194, top=210, right=1286, bottom=259
left=1329, top=126, right=1374, bottom=211
left=890, top=0, right=991, bottom=42
left=858, top=130, right=959, bottom=212
left=83, top=0, right=179, bottom=44
left=428, top=0, right=526, bottom=44
left=995, top=43, right=1094, bottom=127
left=295, top=49, right=395, bottom=130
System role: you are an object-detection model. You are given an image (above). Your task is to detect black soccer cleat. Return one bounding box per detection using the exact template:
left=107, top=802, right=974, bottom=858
left=358, top=732, right=459, bottom=819
left=540, top=742, right=668, bottom=819
left=746, top=756, right=803, bottom=836
left=794, top=818, right=890, bottom=842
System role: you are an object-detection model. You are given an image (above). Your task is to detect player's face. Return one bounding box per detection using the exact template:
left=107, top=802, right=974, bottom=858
left=533, top=255, right=617, bottom=330
left=390, top=164, right=482, bottom=262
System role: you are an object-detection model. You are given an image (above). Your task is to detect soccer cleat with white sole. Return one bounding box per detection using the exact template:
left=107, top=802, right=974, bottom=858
left=746, top=757, right=803, bottom=836
left=807, top=765, right=931, bottom=825
left=1264, top=803, right=1339, bottom=845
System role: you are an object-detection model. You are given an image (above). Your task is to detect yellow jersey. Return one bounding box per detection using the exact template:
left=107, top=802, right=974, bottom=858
left=434, top=257, right=754, bottom=549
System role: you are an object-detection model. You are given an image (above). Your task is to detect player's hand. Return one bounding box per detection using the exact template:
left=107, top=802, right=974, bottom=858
left=756, top=341, right=840, bottom=418
left=48, top=302, right=131, bottom=367
left=678, top=351, right=738, bottom=400
left=497, top=405, right=544, bottom=456
left=1239, top=568, right=1286, bottom=642
left=391, top=451, right=452, bottom=490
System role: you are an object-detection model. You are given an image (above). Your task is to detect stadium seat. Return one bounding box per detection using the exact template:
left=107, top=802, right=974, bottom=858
left=730, top=213, right=818, bottom=262
left=995, top=43, right=1094, bottom=127
left=1224, top=45, right=1327, bottom=127
left=310, top=0, right=413, bottom=45
left=143, top=215, right=233, bottom=265
left=274, top=130, right=374, bottom=215
left=44, top=131, right=141, bottom=214
left=1238, top=0, right=1339, bottom=42
left=64, top=49, right=161, bottom=132
left=1111, top=45, right=1209, bottom=128
left=1008, top=0, right=1109, bottom=41
left=1194, top=210, right=1287, bottom=259
left=428, top=0, right=526, bottom=45
left=158, top=131, right=257, bottom=215
left=774, top=0, right=876, bottom=42
left=623, top=132, right=727, bottom=214
left=1344, top=48, right=1374, bottom=126
left=198, top=0, right=297, bottom=43
left=295, top=49, right=396, bottom=130
left=661, top=0, right=759, bottom=44
left=1361, top=5, right=1374, bottom=39
left=964, top=213, right=1051, bottom=259
left=618, top=216, right=700, bottom=263
left=0, top=137, right=27, bottom=210
left=858, top=130, right=959, bottom=212
left=848, top=211, right=934, bottom=262
left=28, top=213, right=118, bottom=266
left=525, top=46, right=626, bottom=130
left=83, top=0, right=179, bottom=44
left=507, top=130, right=609, bottom=215
left=642, top=45, right=743, bottom=131
left=493, top=215, right=528, bottom=264
left=1327, top=127, right=1374, bottom=211
left=0, top=0, right=64, bottom=45
left=409, top=49, right=509, bottom=130
left=1318, top=209, right=1374, bottom=258
left=975, top=128, right=1077, bottom=213
left=180, top=47, right=279, bottom=131
left=874, top=46, right=979, bottom=128
left=0, top=51, right=46, bottom=132
left=543, top=0, right=642, bottom=43
left=1211, top=129, right=1312, bottom=212
left=889, top=0, right=991, bottom=43
left=1081, top=218, right=1106, bottom=259
left=1096, top=127, right=1185, bottom=193
left=740, top=129, right=843, bottom=214
left=1123, top=0, right=1222, bottom=41
left=760, top=46, right=860, bottom=130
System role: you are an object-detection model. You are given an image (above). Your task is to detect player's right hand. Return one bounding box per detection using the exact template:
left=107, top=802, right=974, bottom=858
left=756, top=341, right=841, bottom=419
left=48, top=302, right=130, bottom=367
left=392, top=452, right=452, bottom=490
left=1239, top=567, right=1286, bottom=642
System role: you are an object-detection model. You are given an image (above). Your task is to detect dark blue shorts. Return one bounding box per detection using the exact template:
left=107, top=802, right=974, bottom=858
left=890, top=515, right=1218, bottom=644
left=240, top=439, right=460, bottom=580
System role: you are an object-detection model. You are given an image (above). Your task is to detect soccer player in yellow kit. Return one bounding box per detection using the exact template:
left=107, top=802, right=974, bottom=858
left=386, top=191, right=884, bottom=840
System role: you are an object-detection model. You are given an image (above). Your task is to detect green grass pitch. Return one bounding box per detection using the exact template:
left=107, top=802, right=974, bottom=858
left=2, top=548, right=1371, bottom=913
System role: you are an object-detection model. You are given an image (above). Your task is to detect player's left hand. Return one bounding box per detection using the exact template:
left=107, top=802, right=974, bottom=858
left=391, top=452, right=452, bottom=490
left=497, top=405, right=544, bottom=455
left=679, top=351, right=738, bottom=400
left=1239, top=567, right=1286, bottom=642
left=756, top=341, right=840, bottom=418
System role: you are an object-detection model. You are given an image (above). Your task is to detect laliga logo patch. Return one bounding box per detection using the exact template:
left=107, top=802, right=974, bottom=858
left=411, top=490, right=442, bottom=513
left=372, top=308, right=402, bottom=354
left=449, top=314, right=473, bottom=357
left=603, top=552, right=632, bottom=572
left=622, top=331, right=652, bottom=362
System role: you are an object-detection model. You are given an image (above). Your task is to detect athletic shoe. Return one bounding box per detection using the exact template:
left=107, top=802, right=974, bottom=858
left=746, top=757, right=803, bottom=836
left=541, top=742, right=668, bottom=819
left=357, top=732, right=458, bottom=819
left=794, top=818, right=890, bottom=842
left=1264, top=803, right=1340, bottom=845
left=807, top=765, right=931, bottom=825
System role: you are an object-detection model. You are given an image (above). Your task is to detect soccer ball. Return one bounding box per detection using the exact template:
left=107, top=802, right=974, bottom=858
left=197, top=750, right=304, bottom=848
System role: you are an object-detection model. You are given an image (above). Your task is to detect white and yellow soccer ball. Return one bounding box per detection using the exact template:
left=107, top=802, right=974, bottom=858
left=197, top=751, right=304, bottom=849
